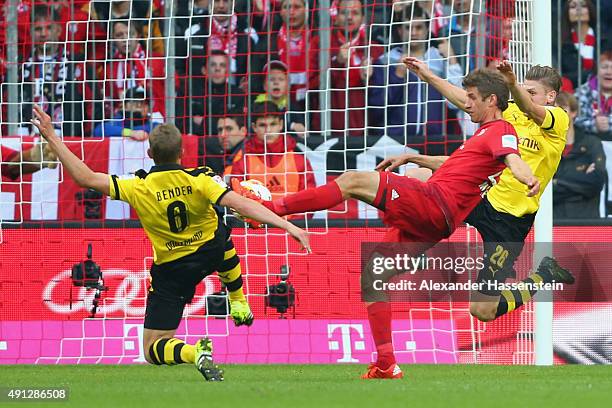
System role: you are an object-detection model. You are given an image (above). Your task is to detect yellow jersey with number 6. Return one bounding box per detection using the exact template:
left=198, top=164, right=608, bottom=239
left=486, top=101, right=569, bottom=217
left=109, top=164, right=229, bottom=265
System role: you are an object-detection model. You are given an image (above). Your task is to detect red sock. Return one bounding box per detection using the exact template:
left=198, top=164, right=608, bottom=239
left=367, top=302, right=396, bottom=370
left=270, top=181, right=344, bottom=216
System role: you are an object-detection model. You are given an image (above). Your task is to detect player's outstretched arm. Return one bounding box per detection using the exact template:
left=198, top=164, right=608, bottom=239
left=30, top=105, right=110, bottom=196
left=496, top=61, right=548, bottom=126
left=504, top=153, right=540, bottom=197
left=402, top=56, right=468, bottom=111
left=376, top=153, right=449, bottom=172
left=219, top=191, right=311, bottom=253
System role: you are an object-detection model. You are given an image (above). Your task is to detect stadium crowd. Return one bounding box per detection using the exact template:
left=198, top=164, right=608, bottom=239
left=0, top=0, right=611, bottom=219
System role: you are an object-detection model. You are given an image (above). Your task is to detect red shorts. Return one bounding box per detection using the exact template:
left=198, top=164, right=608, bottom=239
left=372, top=172, right=451, bottom=243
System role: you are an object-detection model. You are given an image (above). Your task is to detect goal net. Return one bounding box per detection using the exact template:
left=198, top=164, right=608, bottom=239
left=0, top=0, right=561, bottom=365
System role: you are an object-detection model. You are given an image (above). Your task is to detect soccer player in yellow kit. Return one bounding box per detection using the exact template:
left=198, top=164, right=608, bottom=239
left=379, top=59, right=575, bottom=322
left=31, top=105, right=310, bottom=381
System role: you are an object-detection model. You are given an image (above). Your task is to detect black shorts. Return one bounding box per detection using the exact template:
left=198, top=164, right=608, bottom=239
left=144, top=223, right=237, bottom=330
left=465, top=197, right=535, bottom=295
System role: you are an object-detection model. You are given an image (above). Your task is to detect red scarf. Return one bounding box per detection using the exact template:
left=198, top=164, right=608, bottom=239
left=103, top=43, right=147, bottom=116
left=209, top=15, right=238, bottom=60
left=108, top=43, right=147, bottom=96
left=572, top=26, right=595, bottom=71
left=335, top=24, right=368, bottom=68
left=431, top=0, right=447, bottom=36
left=277, top=25, right=310, bottom=101
left=277, top=25, right=308, bottom=72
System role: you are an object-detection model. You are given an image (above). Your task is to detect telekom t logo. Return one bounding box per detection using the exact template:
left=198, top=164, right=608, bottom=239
left=327, top=324, right=366, bottom=363
left=124, top=323, right=146, bottom=363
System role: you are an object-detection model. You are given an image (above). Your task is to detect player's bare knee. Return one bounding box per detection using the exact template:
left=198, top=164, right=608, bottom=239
left=143, top=340, right=157, bottom=364
left=143, top=329, right=175, bottom=365
left=336, top=171, right=360, bottom=192
left=470, top=303, right=497, bottom=322
left=336, top=171, right=379, bottom=201
left=405, top=167, right=432, bottom=182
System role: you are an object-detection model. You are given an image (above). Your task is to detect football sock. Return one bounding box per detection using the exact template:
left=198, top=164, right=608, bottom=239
left=495, top=271, right=549, bottom=317
left=367, top=302, right=396, bottom=370
left=149, top=338, right=194, bottom=365
left=218, top=247, right=246, bottom=302
left=268, top=181, right=344, bottom=216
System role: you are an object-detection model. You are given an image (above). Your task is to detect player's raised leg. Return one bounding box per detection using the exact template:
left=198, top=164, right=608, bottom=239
left=405, top=167, right=432, bottom=182
left=470, top=254, right=574, bottom=322
left=235, top=171, right=382, bottom=216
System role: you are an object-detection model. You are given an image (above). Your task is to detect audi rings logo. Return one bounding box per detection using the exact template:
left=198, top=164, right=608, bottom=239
left=43, top=269, right=216, bottom=316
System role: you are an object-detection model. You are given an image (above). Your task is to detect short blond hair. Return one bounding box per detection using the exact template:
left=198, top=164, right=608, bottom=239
left=149, top=123, right=182, bottom=164
left=525, top=65, right=563, bottom=94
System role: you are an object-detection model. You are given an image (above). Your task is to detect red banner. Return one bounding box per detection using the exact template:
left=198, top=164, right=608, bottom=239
left=1, top=225, right=611, bottom=364
left=1, top=225, right=610, bottom=319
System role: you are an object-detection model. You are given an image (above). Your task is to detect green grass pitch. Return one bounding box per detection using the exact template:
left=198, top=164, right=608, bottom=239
left=1, top=364, right=611, bottom=408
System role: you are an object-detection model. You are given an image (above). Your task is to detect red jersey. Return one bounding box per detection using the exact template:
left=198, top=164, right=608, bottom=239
left=428, top=119, right=519, bottom=230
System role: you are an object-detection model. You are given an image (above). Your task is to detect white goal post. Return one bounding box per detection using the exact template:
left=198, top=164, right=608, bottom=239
left=531, top=0, right=554, bottom=366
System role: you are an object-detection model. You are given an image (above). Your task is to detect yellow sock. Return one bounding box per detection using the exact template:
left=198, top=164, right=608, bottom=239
left=218, top=248, right=245, bottom=302
left=228, top=286, right=246, bottom=302
left=150, top=338, right=193, bottom=365
left=495, top=273, right=543, bottom=317
left=180, top=344, right=195, bottom=363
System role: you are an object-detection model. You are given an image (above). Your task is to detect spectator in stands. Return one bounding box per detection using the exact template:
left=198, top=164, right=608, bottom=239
left=99, top=20, right=165, bottom=119
left=252, top=0, right=311, bottom=107
left=309, top=0, right=383, bottom=137
left=229, top=102, right=315, bottom=197
left=558, top=0, right=597, bottom=88
left=199, top=108, right=247, bottom=175
left=574, top=50, right=612, bottom=139
left=0, top=0, right=91, bottom=63
left=182, top=0, right=257, bottom=87
left=553, top=92, right=606, bottom=219
left=92, top=87, right=160, bottom=140
left=368, top=6, right=462, bottom=144
left=175, top=0, right=213, bottom=75
left=255, top=60, right=306, bottom=134
left=216, top=109, right=248, bottom=175
left=236, top=0, right=283, bottom=38
left=93, top=0, right=165, bottom=55
left=438, top=0, right=478, bottom=71
left=0, top=0, right=35, bottom=63
left=391, top=1, right=447, bottom=36
left=20, top=4, right=85, bottom=137
left=175, top=50, right=246, bottom=136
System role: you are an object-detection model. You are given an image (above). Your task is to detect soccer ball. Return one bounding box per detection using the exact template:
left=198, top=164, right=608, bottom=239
left=239, top=179, right=272, bottom=201
left=231, top=179, right=272, bottom=225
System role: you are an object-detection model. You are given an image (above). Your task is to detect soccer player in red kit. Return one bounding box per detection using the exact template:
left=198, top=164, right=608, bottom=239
left=234, top=69, right=540, bottom=379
